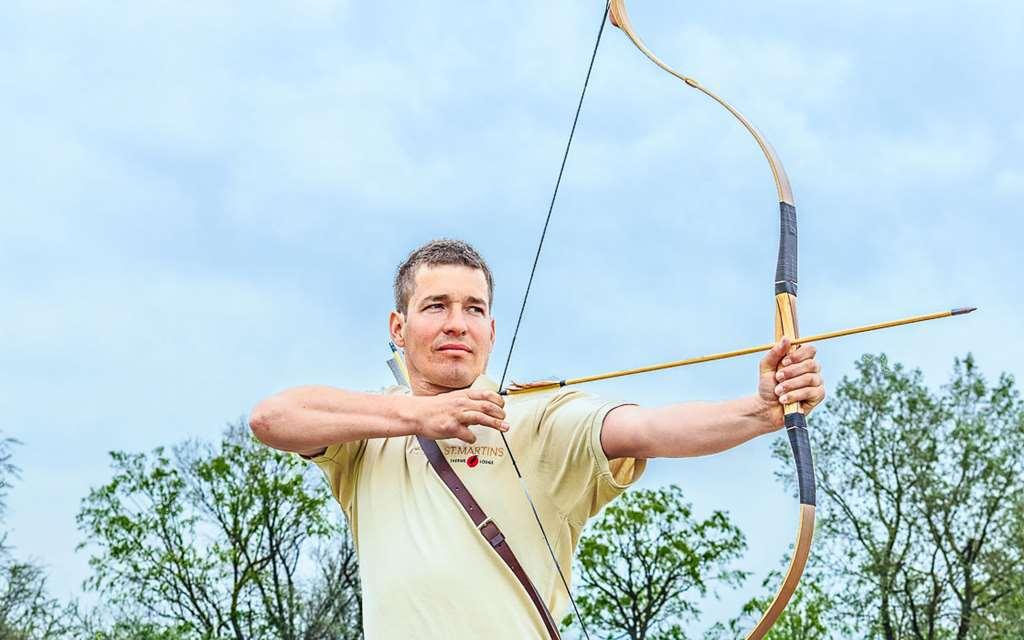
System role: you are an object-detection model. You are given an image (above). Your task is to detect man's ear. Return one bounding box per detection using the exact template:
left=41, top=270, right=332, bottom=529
left=489, top=317, right=496, bottom=346
left=389, top=310, right=406, bottom=348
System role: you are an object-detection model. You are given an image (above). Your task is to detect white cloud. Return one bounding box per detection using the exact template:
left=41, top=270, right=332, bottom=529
left=994, top=169, right=1024, bottom=195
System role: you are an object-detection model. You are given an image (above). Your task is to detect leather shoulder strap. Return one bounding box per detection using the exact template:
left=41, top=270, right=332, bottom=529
left=416, top=435, right=562, bottom=639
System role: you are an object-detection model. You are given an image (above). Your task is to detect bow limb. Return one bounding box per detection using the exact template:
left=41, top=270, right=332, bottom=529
left=608, top=2, right=815, bottom=638
left=608, top=1, right=793, bottom=205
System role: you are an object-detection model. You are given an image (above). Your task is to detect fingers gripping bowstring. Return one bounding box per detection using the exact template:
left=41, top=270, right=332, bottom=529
left=495, top=3, right=611, bottom=638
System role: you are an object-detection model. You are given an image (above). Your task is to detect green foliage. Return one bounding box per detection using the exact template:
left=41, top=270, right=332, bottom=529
left=771, top=354, right=1024, bottom=640
left=566, top=485, right=747, bottom=640
left=76, top=421, right=362, bottom=639
left=77, top=616, right=193, bottom=640
left=707, top=564, right=850, bottom=640
left=0, top=553, right=73, bottom=640
left=0, top=435, right=73, bottom=640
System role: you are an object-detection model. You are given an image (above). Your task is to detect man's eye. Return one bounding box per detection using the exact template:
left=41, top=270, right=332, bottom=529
left=469, top=306, right=485, bottom=314
left=425, top=303, right=444, bottom=310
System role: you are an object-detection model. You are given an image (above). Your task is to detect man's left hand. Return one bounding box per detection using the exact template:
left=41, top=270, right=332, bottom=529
left=757, top=338, right=826, bottom=429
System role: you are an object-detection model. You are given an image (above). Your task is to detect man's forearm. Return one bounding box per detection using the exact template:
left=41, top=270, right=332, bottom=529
left=605, top=396, right=775, bottom=459
left=249, top=386, right=419, bottom=454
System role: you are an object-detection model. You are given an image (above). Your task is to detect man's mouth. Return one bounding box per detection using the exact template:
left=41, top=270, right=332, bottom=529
left=438, top=344, right=472, bottom=353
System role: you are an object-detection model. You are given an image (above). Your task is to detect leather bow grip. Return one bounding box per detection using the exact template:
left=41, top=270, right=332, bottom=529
left=774, top=202, right=814, bottom=508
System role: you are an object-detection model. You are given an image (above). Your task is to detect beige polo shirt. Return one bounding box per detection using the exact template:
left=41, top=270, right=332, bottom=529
left=308, top=375, right=646, bottom=639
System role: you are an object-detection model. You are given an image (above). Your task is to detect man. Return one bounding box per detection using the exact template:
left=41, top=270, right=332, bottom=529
left=249, top=239, right=825, bottom=639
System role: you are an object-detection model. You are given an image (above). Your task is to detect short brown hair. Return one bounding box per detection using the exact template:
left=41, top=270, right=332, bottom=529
left=393, top=239, right=494, bottom=314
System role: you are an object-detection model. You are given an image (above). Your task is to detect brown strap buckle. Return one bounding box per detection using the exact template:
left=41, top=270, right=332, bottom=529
left=477, top=518, right=505, bottom=548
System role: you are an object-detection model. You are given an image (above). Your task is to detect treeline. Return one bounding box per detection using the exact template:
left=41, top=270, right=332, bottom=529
left=2, top=354, right=1021, bottom=639
left=566, top=354, right=1024, bottom=640
left=0, top=426, right=362, bottom=640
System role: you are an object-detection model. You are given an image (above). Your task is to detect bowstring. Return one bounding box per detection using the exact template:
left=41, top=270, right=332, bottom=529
left=496, top=3, right=612, bottom=638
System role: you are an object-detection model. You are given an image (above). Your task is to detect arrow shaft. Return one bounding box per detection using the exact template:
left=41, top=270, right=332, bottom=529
left=502, top=307, right=975, bottom=395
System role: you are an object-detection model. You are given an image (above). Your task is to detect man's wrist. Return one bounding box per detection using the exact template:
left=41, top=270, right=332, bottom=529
left=741, top=394, right=778, bottom=433
left=394, top=395, right=423, bottom=437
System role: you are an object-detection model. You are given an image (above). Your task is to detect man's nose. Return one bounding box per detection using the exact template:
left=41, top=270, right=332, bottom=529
left=442, top=308, right=469, bottom=334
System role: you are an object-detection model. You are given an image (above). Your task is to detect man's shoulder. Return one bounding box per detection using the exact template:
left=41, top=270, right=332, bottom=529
left=505, top=383, right=611, bottom=432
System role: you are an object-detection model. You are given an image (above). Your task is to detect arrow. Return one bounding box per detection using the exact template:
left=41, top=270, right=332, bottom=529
left=501, top=307, right=976, bottom=396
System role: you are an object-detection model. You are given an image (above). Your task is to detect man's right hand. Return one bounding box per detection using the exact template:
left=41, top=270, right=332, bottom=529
left=412, top=389, right=509, bottom=444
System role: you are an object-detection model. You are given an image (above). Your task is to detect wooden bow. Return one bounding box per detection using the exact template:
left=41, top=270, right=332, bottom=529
left=607, top=1, right=811, bottom=636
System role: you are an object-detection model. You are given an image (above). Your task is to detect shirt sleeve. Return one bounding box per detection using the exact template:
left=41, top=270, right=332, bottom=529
left=305, top=440, right=367, bottom=516
left=299, top=384, right=407, bottom=515
left=525, top=389, right=647, bottom=527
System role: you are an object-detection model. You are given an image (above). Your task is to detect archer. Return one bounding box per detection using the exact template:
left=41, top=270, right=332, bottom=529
left=249, top=238, right=826, bottom=639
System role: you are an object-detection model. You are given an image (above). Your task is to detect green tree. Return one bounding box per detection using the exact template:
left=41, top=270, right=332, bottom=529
left=773, top=354, right=1024, bottom=640
left=913, top=356, right=1024, bottom=640
left=708, top=564, right=849, bottom=640
left=0, top=435, right=71, bottom=640
left=76, top=421, right=362, bottom=640
left=71, top=610, right=192, bottom=640
left=0, top=547, right=70, bottom=640
left=566, top=485, right=747, bottom=640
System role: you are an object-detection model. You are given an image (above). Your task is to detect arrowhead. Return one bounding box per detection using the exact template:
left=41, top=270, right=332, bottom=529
left=951, top=307, right=978, bottom=315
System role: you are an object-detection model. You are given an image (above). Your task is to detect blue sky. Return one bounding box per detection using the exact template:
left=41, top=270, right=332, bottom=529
left=2, top=0, right=1021, bottom=628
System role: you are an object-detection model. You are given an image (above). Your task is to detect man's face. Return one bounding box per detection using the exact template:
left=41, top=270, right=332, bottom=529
left=390, top=264, right=495, bottom=393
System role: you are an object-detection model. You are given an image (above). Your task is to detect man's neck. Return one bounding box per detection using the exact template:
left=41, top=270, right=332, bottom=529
left=407, top=374, right=476, bottom=397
